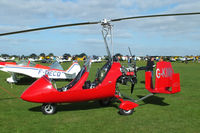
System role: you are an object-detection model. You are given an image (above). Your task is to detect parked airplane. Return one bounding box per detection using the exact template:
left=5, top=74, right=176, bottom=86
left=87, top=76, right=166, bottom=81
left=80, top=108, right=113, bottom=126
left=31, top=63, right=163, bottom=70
left=28, top=58, right=39, bottom=62
left=0, top=57, right=15, bottom=62
left=56, top=57, right=72, bottom=63
left=91, top=56, right=102, bottom=63
left=177, top=57, right=186, bottom=62
left=0, top=60, right=81, bottom=83
left=169, top=57, right=176, bottom=62
left=0, top=57, right=6, bottom=61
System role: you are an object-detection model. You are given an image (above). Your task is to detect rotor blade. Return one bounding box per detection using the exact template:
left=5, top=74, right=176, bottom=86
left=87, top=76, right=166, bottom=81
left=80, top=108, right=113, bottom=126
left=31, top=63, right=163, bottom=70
left=111, top=12, right=200, bottom=22
left=0, top=21, right=100, bottom=36
left=1, top=12, right=200, bottom=36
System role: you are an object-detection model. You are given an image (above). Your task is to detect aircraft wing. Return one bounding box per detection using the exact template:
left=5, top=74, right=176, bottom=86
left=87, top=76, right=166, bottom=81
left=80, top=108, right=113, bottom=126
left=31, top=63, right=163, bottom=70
left=1, top=65, right=40, bottom=78
left=0, top=65, right=4, bottom=69
left=0, top=61, right=81, bottom=81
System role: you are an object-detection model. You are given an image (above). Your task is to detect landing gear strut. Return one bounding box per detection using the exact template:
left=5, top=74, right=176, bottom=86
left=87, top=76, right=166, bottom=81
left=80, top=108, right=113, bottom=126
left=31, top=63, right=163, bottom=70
left=99, top=97, right=113, bottom=106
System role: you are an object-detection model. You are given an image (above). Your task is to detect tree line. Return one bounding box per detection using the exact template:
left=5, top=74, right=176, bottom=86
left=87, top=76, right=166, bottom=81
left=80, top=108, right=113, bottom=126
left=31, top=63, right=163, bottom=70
left=1, top=53, right=88, bottom=59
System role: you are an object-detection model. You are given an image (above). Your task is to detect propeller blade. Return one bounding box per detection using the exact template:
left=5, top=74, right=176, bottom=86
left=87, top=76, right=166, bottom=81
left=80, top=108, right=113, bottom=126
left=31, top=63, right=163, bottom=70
left=131, top=83, right=135, bottom=94
left=111, top=12, right=200, bottom=22
left=128, top=47, right=133, bottom=57
left=128, top=47, right=136, bottom=70
left=0, top=21, right=100, bottom=36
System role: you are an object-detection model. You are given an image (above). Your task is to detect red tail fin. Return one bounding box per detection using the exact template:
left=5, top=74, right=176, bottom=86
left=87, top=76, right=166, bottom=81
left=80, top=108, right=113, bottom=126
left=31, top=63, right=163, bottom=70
left=145, top=61, right=180, bottom=94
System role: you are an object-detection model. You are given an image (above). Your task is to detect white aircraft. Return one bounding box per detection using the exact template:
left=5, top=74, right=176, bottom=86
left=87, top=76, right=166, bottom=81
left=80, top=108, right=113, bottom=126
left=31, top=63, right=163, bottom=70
left=177, top=57, right=186, bottom=62
left=28, top=58, right=39, bottom=62
left=56, top=57, right=72, bottom=63
left=0, top=60, right=81, bottom=83
left=186, top=57, right=193, bottom=61
left=0, top=57, right=15, bottom=61
left=136, top=56, right=142, bottom=61
left=0, top=57, right=6, bottom=61
left=91, top=57, right=102, bottom=63
left=170, top=57, right=176, bottom=62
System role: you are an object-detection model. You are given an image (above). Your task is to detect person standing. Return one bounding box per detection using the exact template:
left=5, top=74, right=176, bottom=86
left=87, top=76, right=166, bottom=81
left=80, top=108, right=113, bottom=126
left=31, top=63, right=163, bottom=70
left=146, top=57, right=155, bottom=78
left=159, top=57, right=163, bottom=62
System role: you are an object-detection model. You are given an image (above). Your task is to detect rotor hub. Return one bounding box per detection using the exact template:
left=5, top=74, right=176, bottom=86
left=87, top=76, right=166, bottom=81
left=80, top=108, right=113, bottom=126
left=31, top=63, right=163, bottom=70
left=101, top=19, right=111, bottom=26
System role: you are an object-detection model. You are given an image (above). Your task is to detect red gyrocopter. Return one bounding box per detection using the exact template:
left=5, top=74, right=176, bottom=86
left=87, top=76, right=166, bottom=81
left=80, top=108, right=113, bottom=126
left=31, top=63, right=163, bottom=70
left=20, top=58, right=180, bottom=115
left=1, top=12, right=198, bottom=115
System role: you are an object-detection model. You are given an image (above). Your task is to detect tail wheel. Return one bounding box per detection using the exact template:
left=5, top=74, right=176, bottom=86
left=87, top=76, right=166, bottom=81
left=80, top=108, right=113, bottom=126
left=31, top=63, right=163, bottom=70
left=119, top=108, right=134, bottom=115
left=41, top=103, right=56, bottom=115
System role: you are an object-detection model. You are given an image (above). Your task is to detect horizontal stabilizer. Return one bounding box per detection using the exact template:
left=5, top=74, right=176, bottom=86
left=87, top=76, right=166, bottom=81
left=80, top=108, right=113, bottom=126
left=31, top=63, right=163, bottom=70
left=171, top=73, right=181, bottom=93
left=65, top=73, right=76, bottom=79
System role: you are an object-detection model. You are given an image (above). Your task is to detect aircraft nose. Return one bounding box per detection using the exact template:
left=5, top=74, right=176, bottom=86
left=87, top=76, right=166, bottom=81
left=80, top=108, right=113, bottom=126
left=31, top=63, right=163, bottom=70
left=20, top=92, right=28, bottom=101
left=20, top=87, right=35, bottom=102
left=20, top=75, right=55, bottom=103
left=20, top=83, right=47, bottom=102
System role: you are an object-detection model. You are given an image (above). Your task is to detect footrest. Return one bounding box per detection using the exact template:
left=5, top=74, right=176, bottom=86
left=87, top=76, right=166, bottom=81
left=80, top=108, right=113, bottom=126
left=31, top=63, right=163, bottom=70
left=119, top=101, right=138, bottom=111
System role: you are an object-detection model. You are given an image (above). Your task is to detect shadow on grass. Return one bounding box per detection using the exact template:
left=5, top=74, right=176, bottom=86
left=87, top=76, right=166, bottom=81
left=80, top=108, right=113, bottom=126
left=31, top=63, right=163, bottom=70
left=29, top=101, right=118, bottom=112
left=15, top=77, right=36, bottom=85
left=16, top=77, right=72, bottom=85
left=137, top=95, right=169, bottom=106
left=140, top=81, right=145, bottom=84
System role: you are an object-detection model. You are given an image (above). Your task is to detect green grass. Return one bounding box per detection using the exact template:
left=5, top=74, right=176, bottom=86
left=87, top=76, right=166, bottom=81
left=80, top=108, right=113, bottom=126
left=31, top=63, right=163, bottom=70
left=0, top=61, right=200, bottom=133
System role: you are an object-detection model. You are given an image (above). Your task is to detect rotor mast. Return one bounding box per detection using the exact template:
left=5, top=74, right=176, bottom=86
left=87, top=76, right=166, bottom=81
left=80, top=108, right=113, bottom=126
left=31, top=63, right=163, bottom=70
left=101, top=19, right=113, bottom=62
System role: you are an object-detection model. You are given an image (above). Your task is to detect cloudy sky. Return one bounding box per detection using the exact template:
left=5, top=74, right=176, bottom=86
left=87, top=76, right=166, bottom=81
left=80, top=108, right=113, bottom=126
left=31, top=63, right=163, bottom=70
left=0, top=0, right=200, bottom=56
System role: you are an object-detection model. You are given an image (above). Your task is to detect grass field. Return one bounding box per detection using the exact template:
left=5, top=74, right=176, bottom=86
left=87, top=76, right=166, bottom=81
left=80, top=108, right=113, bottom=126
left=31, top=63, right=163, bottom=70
left=0, top=61, right=200, bottom=133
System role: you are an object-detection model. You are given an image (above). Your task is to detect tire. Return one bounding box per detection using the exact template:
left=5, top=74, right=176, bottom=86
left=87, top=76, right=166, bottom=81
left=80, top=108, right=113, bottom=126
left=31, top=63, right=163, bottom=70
left=119, top=108, right=134, bottom=115
left=41, top=103, right=56, bottom=115
left=99, top=98, right=112, bottom=106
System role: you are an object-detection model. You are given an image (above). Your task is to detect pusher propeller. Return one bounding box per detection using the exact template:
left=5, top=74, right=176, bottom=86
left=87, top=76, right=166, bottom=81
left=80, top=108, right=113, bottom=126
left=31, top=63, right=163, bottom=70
left=131, top=83, right=135, bottom=94
left=128, top=47, right=137, bottom=94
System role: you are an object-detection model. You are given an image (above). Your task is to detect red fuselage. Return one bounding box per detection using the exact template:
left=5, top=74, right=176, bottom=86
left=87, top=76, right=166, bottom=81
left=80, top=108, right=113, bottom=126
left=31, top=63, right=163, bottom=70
left=21, top=62, right=122, bottom=103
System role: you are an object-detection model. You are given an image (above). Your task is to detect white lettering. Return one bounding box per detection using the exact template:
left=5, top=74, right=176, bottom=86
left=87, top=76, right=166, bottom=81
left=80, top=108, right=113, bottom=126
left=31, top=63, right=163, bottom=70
left=156, top=68, right=160, bottom=78
left=156, top=67, right=173, bottom=79
left=57, top=72, right=61, bottom=77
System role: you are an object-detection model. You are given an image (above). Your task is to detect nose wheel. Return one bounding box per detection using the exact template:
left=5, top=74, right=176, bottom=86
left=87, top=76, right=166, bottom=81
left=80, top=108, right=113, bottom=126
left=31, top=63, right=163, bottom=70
left=119, top=108, right=134, bottom=115
left=115, top=94, right=138, bottom=115
left=41, top=103, right=56, bottom=115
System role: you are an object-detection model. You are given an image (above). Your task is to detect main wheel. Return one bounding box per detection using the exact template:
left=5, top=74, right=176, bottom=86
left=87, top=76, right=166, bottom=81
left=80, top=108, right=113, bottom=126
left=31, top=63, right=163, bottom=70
left=41, top=103, right=56, bottom=115
left=99, top=98, right=112, bottom=106
left=119, top=108, right=134, bottom=115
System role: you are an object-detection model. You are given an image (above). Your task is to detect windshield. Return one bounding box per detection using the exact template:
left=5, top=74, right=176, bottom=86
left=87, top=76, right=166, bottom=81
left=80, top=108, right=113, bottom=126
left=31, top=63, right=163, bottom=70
left=17, top=60, right=36, bottom=67
left=96, top=60, right=111, bottom=82
left=17, top=60, right=28, bottom=66
left=49, top=61, right=64, bottom=70
left=84, top=58, right=91, bottom=72
left=59, top=58, right=91, bottom=91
